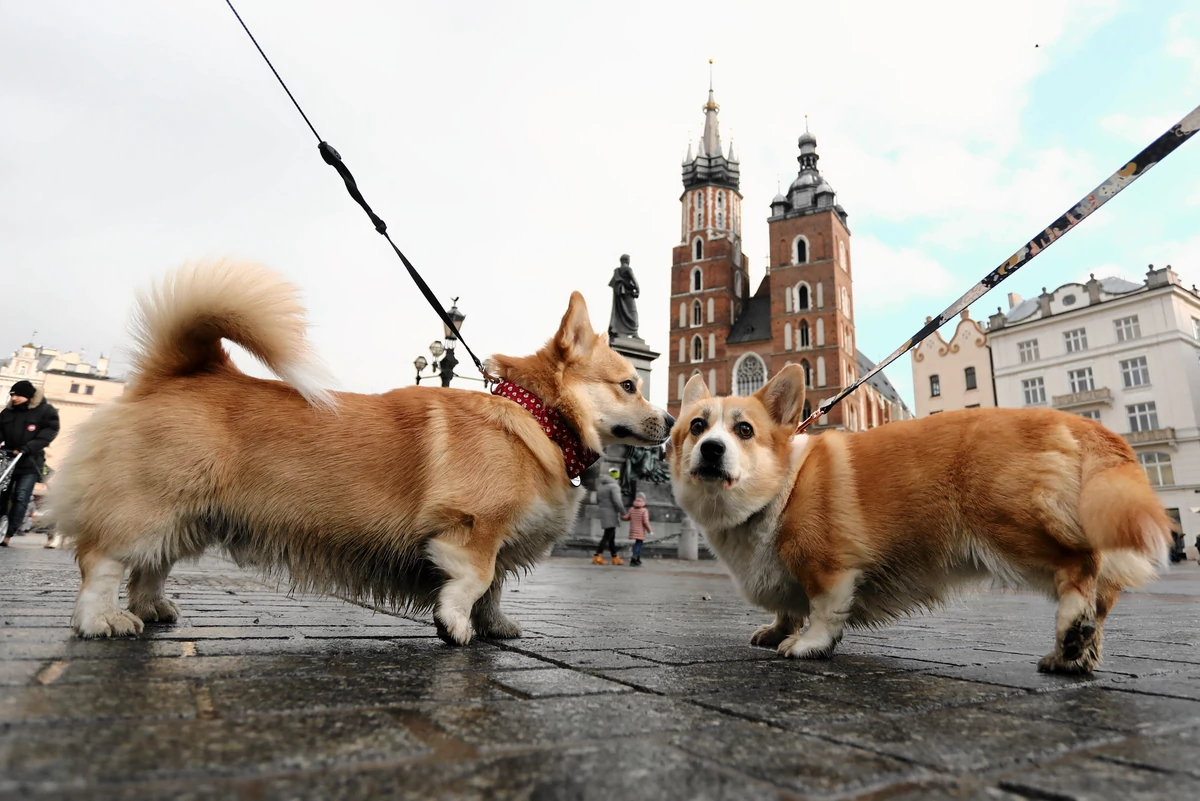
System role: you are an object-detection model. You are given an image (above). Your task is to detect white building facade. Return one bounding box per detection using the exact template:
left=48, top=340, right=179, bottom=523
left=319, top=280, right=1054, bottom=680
left=987, top=266, right=1200, bottom=537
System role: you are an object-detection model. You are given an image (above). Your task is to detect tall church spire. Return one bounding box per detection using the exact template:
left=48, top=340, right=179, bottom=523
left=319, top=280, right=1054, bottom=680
left=682, top=61, right=739, bottom=191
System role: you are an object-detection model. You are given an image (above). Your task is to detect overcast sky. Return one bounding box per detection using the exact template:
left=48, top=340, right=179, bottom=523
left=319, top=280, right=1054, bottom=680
left=2, top=1, right=1198, bottom=410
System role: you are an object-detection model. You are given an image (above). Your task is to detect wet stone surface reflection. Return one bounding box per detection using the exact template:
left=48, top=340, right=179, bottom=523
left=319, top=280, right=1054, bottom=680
left=3, top=540, right=1200, bottom=799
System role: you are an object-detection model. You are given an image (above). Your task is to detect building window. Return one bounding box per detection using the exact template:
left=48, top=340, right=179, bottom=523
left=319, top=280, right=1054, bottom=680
left=797, top=285, right=809, bottom=310
left=1079, top=409, right=1101, bottom=421
left=840, top=286, right=851, bottom=319
left=707, top=298, right=714, bottom=323
left=1120, top=356, right=1150, bottom=388
left=794, top=236, right=808, bottom=264
left=964, top=366, right=977, bottom=391
left=798, top=320, right=810, bottom=348
left=1138, top=452, right=1174, bottom=487
left=678, top=338, right=685, bottom=362
left=692, top=336, right=704, bottom=363
left=1062, top=294, right=1076, bottom=306
left=84, top=385, right=94, bottom=396
left=18, top=364, right=27, bottom=375
left=694, top=192, right=704, bottom=228
left=691, top=266, right=703, bottom=291
left=1114, top=315, right=1141, bottom=342
left=930, top=375, right=941, bottom=397
left=735, top=272, right=742, bottom=298
left=1017, top=340, right=1039, bottom=363
left=802, top=400, right=812, bottom=420
left=69, top=383, right=80, bottom=394
left=734, top=354, right=767, bottom=396
left=1193, top=317, right=1200, bottom=340
left=838, top=240, right=848, bottom=271
left=1022, top=377, right=1046, bottom=406
left=692, top=300, right=703, bottom=327
left=1063, top=328, right=1088, bottom=353
left=1068, top=367, right=1094, bottom=394
left=800, top=359, right=812, bottom=388
left=1126, top=402, right=1159, bottom=432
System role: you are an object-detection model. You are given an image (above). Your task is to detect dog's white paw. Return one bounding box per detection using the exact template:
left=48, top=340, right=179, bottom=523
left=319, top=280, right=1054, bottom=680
left=778, top=632, right=836, bottom=660
left=435, top=611, right=473, bottom=646
left=129, top=597, right=181, bottom=624
left=72, top=606, right=145, bottom=638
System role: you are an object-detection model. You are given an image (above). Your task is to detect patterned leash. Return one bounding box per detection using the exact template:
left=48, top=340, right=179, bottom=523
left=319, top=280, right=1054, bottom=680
left=795, top=103, right=1200, bottom=434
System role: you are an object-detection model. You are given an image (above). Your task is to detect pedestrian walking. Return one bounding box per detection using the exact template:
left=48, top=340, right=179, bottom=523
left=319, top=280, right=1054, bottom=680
left=621, top=492, right=652, bottom=566
left=593, top=467, right=625, bottom=565
left=1, top=380, right=59, bottom=547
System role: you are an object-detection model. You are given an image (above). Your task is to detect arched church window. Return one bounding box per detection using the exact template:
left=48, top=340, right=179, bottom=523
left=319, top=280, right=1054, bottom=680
left=692, top=336, right=704, bottom=362
left=797, top=285, right=809, bottom=310
left=692, top=300, right=702, bottom=326
left=795, top=237, right=808, bottom=264
left=691, top=265, right=703, bottom=291
left=734, top=354, right=767, bottom=396
left=800, top=359, right=812, bottom=388
left=694, top=239, right=703, bottom=261
left=799, top=320, right=810, bottom=348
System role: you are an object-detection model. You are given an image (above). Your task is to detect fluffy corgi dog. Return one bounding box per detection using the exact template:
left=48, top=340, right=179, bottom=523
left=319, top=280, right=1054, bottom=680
left=49, top=261, right=673, bottom=643
left=670, top=365, right=1172, bottom=674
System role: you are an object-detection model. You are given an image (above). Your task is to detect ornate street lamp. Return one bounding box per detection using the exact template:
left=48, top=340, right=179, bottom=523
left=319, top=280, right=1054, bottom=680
left=413, top=299, right=473, bottom=387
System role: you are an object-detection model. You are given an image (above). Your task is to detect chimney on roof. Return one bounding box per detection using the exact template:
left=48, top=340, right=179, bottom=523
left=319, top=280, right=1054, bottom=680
left=1007, top=292, right=1022, bottom=309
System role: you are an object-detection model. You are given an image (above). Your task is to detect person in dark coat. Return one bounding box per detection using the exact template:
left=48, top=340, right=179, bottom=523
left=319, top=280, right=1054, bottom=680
left=1, top=380, right=59, bottom=546
left=592, top=468, right=626, bottom=565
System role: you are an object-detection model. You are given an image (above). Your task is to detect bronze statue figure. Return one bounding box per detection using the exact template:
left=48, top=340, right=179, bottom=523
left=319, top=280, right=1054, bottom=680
left=608, top=254, right=640, bottom=340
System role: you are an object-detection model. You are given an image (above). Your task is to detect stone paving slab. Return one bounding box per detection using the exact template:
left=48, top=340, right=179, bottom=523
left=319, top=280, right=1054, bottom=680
left=3, top=537, right=1200, bottom=799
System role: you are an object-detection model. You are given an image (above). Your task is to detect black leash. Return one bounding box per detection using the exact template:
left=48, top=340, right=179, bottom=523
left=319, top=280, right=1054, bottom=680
left=796, top=102, right=1200, bottom=433
left=223, top=0, right=495, bottom=384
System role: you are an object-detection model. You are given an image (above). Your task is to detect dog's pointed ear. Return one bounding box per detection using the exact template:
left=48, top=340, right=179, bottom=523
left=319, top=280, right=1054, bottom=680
left=681, top=374, right=710, bottom=410
left=556, top=292, right=595, bottom=360
left=755, top=364, right=807, bottom=428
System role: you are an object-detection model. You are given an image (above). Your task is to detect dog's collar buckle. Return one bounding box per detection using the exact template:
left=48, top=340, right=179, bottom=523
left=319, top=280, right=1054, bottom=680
left=491, top=381, right=600, bottom=481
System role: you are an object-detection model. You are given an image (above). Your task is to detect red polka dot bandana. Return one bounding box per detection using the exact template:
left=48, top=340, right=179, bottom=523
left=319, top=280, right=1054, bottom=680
left=491, top=381, right=600, bottom=480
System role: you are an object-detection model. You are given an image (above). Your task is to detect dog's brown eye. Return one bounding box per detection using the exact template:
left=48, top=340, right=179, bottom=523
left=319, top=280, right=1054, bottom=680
left=689, top=419, right=706, bottom=436
left=734, top=421, right=754, bottom=440
left=620, top=380, right=636, bottom=394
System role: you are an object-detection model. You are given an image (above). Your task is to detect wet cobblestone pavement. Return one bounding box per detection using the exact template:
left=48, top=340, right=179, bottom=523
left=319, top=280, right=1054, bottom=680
left=3, top=537, right=1200, bottom=800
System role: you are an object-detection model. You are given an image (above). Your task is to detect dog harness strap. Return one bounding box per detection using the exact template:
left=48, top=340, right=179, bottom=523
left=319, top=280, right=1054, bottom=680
left=491, top=381, right=600, bottom=481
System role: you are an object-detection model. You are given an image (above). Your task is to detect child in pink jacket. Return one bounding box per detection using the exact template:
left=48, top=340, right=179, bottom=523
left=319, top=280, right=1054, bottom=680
left=620, top=493, right=652, bottom=567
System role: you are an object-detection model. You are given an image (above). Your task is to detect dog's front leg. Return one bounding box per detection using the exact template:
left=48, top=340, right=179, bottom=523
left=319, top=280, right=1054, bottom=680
left=471, top=578, right=522, bottom=640
left=779, top=569, right=860, bottom=660
left=426, top=535, right=497, bottom=646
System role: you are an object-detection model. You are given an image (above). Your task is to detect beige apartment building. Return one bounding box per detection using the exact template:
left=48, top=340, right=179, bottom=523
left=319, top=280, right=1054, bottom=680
left=909, top=309, right=995, bottom=417
left=1, top=344, right=125, bottom=478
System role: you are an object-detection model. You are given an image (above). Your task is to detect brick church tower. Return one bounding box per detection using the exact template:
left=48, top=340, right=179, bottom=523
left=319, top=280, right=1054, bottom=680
left=668, top=88, right=910, bottom=430
left=667, top=83, right=750, bottom=413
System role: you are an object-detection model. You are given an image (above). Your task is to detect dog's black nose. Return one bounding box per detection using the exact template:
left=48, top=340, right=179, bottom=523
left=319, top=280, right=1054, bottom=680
left=664, top=413, right=677, bottom=431
left=699, top=439, right=725, bottom=462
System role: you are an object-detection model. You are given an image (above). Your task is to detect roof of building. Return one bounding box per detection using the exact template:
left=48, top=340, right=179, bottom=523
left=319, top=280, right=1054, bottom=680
left=856, top=350, right=911, bottom=412
left=1004, top=275, right=1148, bottom=324
left=727, top=296, right=772, bottom=344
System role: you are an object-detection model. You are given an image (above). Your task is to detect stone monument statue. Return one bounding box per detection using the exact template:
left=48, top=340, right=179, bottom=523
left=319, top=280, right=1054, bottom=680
left=607, top=254, right=640, bottom=341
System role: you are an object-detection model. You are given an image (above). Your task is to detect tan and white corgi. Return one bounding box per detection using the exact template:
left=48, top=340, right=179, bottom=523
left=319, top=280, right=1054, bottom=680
left=49, top=260, right=673, bottom=644
left=669, top=365, right=1172, bottom=674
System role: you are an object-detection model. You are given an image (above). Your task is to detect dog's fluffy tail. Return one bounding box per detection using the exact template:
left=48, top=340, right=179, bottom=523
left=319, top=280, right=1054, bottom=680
left=1078, top=428, right=1173, bottom=580
left=128, top=260, right=335, bottom=409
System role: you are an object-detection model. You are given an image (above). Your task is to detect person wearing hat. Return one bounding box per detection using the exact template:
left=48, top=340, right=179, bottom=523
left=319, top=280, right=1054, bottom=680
left=593, top=467, right=626, bottom=565
left=1, top=380, right=59, bottom=546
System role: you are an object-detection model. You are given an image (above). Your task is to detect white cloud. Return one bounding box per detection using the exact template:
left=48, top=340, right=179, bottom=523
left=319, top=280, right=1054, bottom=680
left=1101, top=112, right=1187, bottom=145
left=1167, top=10, right=1200, bottom=83
left=851, top=236, right=957, bottom=313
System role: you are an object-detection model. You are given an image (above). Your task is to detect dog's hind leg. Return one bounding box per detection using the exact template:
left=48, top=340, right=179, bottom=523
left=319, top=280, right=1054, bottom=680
left=751, top=611, right=803, bottom=648
left=426, top=531, right=498, bottom=646
left=471, top=578, right=522, bottom=640
left=71, top=547, right=144, bottom=638
left=1038, top=551, right=1102, bottom=674
left=780, top=569, right=860, bottom=660
left=127, top=561, right=181, bottom=624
